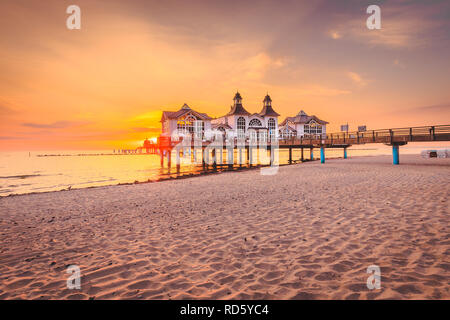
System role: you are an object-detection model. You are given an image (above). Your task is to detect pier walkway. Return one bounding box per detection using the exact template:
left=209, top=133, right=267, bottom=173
left=160, top=124, right=450, bottom=166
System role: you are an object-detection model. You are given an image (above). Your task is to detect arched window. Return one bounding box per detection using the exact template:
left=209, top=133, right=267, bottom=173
left=268, top=118, right=276, bottom=138
left=185, top=115, right=196, bottom=134
left=248, top=118, right=262, bottom=127
left=237, top=117, right=246, bottom=132
left=237, top=117, right=246, bottom=139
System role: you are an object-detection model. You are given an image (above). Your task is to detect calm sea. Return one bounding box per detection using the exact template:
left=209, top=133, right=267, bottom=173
left=1, top=142, right=448, bottom=196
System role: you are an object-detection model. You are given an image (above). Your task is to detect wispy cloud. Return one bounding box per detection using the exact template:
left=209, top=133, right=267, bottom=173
left=333, top=2, right=450, bottom=49
left=240, top=52, right=286, bottom=81
left=294, top=85, right=351, bottom=97
left=393, top=59, right=405, bottom=69
left=0, top=136, right=24, bottom=140
left=22, top=121, right=89, bottom=129
left=347, top=71, right=368, bottom=86
left=408, top=104, right=450, bottom=113
left=0, top=103, right=16, bottom=115
left=329, top=30, right=341, bottom=40
left=132, top=127, right=161, bottom=133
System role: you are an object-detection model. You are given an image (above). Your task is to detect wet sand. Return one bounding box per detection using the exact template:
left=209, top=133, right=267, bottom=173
left=0, top=154, right=449, bottom=299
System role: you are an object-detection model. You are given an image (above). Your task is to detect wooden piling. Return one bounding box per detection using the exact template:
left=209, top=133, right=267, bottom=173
left=288, top=147, right=292, bottom=164
left=167, top=149, right=172, bottom=168
left=176, top=149, right=181, bottom=171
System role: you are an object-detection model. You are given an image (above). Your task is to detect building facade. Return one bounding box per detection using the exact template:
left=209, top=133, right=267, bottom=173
left=279, top=110, right=328, bottom=139
left=160, top=94, right=327, bottom=142
left=211, top=92, right=280, bottom=140
left=160, top=103, right=212, bottom=139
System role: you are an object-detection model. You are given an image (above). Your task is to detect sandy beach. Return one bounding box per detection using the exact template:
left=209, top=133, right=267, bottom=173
left=0, top=154, right=449, bottom=300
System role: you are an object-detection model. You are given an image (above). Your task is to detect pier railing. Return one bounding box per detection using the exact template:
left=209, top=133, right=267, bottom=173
left=161, top=124, right=450, bottom=149
left=279, top=124, right=450, bottom=147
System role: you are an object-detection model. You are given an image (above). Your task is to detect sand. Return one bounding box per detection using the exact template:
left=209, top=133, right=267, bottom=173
left=0, top=154, right=449, bottom=300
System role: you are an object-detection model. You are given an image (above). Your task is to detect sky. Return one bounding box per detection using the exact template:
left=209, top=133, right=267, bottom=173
left=0, top=0, right=449, bottom=150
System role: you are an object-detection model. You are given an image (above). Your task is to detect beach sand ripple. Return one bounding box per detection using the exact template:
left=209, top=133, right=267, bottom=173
left=0, top=155, right=449, bottom=299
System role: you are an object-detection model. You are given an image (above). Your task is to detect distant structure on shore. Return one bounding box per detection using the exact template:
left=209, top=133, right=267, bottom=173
left=160, top=91, right=328, bottom=140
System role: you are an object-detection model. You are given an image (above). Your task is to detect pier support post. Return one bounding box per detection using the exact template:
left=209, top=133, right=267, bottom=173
left=246, top=146, right=250, bottom=163
left=289, top=147, right=292, bottom=164
left=176, top=149, right=181, bottom=172
left=160, top=150, right=164, bottom=167
left=344, top=148, right=347, bottom=159
left=310, top=148, right=314, bottom=160
left=269, top=146, right=274, bottom=166
left=392, top=145, right=399, bottom=165
left=320, top=147, right=325, bottom=164
left=167, top=149, right=172, bottom=168
left=202, top=147, right=206, bottom=168
left=301, top=148, right=304, bottom=162
left=212, top=149, right=217, bottom=171
left=239, top=147, right=243, bottom=167
left=227, top=149, right=234, bottom=168
left=248, top=147, right=253, bottom=167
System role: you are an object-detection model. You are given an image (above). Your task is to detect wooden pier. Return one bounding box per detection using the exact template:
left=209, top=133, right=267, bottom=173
left=158, top=124, right=450, bottom=166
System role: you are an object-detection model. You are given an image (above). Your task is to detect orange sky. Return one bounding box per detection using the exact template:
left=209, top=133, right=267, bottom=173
left=0, top=0, right=449, bottom=151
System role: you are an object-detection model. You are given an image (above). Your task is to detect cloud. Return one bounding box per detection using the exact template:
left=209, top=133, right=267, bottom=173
left=0, top=105, right=11, bottom=114
left=232, top=52, right=286, bottom=82
left=332, top=2, right=450, bottom=49
left=293, top=85, right=351, bottom=97
left=385, top=103, right=450, bottom=119
left=22, top=121, right=89, bottom=129
left=132, top=127, right=161, bottom=133
left=0, top=136, right=24, bottom=140
left=0, top=102, right=17, bottom=115
left=408, top=104, right=450, bottom=113
left=393, top=59, right=405, bottom=69
left=329, top=30, right=341, bottom=39
left=347, top=72, right=368, bottom=86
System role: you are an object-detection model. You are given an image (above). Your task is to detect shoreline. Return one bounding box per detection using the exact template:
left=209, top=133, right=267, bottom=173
left=1, top=153, right=427, bottom=199
left=1, top=157, right=323, bottom=198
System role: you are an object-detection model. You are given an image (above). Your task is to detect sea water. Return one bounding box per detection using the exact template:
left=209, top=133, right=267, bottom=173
left=1, top=142, right=448, bottom=196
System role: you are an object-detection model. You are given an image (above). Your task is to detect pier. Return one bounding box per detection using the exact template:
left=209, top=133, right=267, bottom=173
left=158, top=124, right=450, bottom=167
